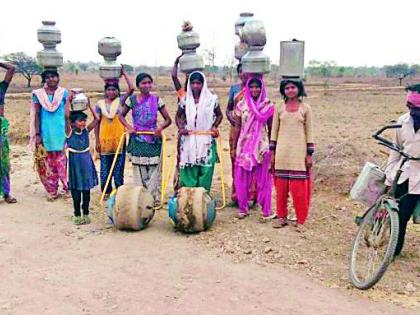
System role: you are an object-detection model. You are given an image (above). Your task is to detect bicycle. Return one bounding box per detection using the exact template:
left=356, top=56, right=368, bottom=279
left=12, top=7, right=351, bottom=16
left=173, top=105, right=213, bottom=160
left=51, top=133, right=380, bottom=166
left=349, top=124, right=420, bottom=290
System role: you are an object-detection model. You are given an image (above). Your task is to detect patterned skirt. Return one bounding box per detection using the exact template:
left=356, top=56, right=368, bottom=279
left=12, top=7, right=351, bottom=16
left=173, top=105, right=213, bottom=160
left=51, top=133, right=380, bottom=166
left=127, top=136, right=162, bottom=165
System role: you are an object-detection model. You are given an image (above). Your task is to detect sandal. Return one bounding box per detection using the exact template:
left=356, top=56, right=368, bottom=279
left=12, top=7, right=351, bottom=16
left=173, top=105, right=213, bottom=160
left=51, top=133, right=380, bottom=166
left=72, top=216, right=85, bottom=225
left=259, top=215, right=273, bottom=224
left=294, top=224, right=306, bottom=233
left=83, top=215, right=91, bottom=225
left=61, top=191, right=71, bottom=200
left=235, top=212, right=249, bottom=220
left=153, top=200, right=161, bottom=209
left=47, top=194, right=59, bottom=202
left=4, top=195, right=17, bottom=204
left=272, top=217, right=288, bottom=229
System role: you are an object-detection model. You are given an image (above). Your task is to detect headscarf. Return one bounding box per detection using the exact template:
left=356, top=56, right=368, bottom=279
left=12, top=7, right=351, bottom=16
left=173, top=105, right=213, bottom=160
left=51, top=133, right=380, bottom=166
left=407, top=90, right=420, bottom=107
left=179, top=71, right=218, bottom=167
left=236, top=75, right=274, bottom=171
left=407, top=90, right=420, bottom=131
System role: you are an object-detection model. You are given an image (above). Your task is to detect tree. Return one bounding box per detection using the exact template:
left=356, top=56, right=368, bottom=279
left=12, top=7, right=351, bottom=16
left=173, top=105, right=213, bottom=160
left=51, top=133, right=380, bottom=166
left=78, top=63, right=89, bottom=72
left=203, top=48, right=217, bottom=81
left=4, top=52, right=42, bottom=87
left=383, top=63, right=415, bottom=85
left=67, top=62, right=79, bottom=75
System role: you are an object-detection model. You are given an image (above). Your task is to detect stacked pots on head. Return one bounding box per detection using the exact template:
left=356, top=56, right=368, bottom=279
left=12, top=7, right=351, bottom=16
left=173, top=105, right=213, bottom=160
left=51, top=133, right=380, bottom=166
left=241, top=19, right=270, bottom=74
left=177, top=21, right=204, bottom=74
left=37, top=21, right=63, bottom=71
left=98, top=37, right=122, bottom=81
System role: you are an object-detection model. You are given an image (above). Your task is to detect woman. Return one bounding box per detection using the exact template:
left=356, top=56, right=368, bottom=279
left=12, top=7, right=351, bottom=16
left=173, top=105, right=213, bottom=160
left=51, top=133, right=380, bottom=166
left=95, top=66, right=134, bottom=198
left=0, top=61, right=16, bottom=203
left=233, top=76, right=274, bottom=220
left=270, top=79, right=314, bottom=231
left=176, top=71, right=223, bottom=191
left=30, top=69, right=68, bottom=200
left=119, top=73, right=171, bottom=205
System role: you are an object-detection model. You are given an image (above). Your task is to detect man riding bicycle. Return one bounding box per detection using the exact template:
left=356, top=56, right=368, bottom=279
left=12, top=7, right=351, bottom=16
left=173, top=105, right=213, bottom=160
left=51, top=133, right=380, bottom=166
left=385, top=84, right=420, bottom=257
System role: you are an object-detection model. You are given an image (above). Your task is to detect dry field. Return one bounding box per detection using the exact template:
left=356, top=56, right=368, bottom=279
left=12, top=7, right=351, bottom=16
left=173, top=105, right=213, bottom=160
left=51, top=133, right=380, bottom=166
left=4, top=73, right=420, bottom=309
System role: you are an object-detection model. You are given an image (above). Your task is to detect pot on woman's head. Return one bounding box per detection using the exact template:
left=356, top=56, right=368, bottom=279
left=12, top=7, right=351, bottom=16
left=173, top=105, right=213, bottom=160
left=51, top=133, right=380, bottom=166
left=235, top=12, right=254, bottom=36
left=98, top=37, right=122, bottom=61
left=242, top=19, right=266, bottom=47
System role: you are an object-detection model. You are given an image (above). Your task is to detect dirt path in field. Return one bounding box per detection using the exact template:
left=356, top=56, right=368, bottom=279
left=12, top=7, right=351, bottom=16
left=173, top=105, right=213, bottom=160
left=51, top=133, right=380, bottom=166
left=0, top=146, right=416, bottom=314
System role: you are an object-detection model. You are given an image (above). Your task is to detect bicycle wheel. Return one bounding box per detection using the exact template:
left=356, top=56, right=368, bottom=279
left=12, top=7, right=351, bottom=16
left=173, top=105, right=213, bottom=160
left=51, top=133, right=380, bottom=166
left=349, top=198, right=399, bottom=289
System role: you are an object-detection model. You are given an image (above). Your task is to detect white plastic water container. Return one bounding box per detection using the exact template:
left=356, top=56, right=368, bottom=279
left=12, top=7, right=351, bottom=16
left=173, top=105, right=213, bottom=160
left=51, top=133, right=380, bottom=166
left=280, top=40, right=304, bottom=78
left=350, top=162, right=386, bottom=207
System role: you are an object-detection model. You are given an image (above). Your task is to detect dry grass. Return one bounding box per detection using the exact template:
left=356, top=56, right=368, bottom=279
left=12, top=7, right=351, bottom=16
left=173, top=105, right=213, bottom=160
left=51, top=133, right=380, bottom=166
left=4, top=74, right=420, bottom=308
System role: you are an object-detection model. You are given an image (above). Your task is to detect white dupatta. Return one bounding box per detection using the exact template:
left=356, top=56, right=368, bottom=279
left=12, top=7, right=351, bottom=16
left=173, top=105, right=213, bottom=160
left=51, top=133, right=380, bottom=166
left=180, top=71, right=217, bottom=167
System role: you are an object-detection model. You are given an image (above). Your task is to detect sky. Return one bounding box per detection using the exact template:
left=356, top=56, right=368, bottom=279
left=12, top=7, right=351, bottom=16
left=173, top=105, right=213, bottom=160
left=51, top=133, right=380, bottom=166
left=1, top=0, right=419, bottom=67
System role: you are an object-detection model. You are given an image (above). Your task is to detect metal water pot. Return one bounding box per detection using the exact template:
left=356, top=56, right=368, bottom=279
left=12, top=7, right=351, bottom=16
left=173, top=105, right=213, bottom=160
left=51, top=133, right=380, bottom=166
left=37, top=21, right=61, bottom=49
left=234, top=12, right=254, bottom=36
left=71, top=88, right=88, bottom=111
left=99, top=63, right=122, bottom=80
left=179, top=52, right=204, bottom=73
left=235, top=41, right=248, bottom=61
left=280, top=40, right=305, bottom=78
left=177, top=30, right=200, bottom=50
left=98, top=37, right=121, bottom=61
left=37, top=50, right=63, bottom=69
left=242, top=19, right=267, bottom=47
left=242, top=49, right=270, bottom=74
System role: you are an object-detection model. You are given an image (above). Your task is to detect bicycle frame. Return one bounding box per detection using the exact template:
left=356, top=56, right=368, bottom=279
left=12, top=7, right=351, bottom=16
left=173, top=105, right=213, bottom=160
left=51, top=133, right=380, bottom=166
left=372, top=124, right=420, bottom=198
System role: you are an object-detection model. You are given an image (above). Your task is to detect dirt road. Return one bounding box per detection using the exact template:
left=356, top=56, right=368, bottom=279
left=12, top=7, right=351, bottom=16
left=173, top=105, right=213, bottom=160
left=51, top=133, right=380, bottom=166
left=0, top=146, right=415, bottom=314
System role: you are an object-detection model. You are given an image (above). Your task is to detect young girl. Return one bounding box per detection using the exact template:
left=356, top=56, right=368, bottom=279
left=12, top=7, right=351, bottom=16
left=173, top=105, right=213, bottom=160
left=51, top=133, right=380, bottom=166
left=65, top=93, right=99, bottom=225
left=119, top=73, right=172, bottom=206
left=270, top=79, right=314, bottom=231
left=176, top=71, right=223, bottom=191
left=233, top=76, right=274, bottom=220
left=95, top=66, right=134, bottom=199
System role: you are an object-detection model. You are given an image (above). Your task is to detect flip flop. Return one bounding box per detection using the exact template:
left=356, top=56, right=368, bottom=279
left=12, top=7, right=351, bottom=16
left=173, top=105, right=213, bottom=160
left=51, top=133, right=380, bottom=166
left=235, top=212, right=249, bottom=219
left=272, top=217, right=288, bottom=229
left=4, top=196, right=17, bottom=204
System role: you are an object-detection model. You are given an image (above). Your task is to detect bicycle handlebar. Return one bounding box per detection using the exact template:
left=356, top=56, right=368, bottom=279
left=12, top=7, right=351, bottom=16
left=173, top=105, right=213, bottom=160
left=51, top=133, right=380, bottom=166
left=372, top=124, right=420, bottom=161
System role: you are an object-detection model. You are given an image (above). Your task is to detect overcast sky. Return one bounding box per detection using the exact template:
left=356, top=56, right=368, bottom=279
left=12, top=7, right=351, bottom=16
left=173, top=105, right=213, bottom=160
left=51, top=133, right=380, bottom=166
left=1, top=0, right=419, bottom=67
